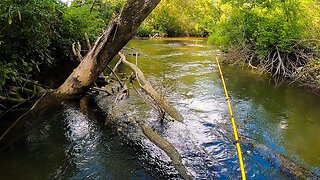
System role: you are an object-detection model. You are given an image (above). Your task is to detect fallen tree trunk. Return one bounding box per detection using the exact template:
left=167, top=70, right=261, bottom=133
left=56, top=0, right=161, bottom=96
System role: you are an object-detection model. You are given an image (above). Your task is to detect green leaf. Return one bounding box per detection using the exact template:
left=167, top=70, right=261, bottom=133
left=28, top=66, right=33, bottom=72
left=22, top=61, right=28, bottom=67
left=8, top=18, right=12, bottom=25
left=18, top=10, right=21, bottom=21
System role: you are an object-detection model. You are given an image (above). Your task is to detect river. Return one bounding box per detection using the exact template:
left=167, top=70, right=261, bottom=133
left=0, top=38, right=319, bottom=179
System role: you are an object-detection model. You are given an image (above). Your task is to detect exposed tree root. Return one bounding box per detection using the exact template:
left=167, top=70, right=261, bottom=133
left=223, top=44, right=319, bottom=92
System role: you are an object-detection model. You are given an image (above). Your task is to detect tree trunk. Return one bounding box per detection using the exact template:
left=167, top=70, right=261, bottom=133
left=56, top=0, right=161, bottom=96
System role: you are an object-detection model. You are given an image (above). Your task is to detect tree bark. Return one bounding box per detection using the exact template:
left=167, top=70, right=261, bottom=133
left=56, top=0, right=161, bottom=96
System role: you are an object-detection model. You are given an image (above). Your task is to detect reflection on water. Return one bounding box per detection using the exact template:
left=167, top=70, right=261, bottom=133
left=125, top=38, right=320, bottom=178
left=223, top=66, right=320, bottom=167
left=0, top=99, right=156, bottom=179
left=0, top=37, right=319, bottom=179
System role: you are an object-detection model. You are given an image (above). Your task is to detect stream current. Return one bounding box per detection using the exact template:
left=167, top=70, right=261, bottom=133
left=0, top=38, right=319, bottom=179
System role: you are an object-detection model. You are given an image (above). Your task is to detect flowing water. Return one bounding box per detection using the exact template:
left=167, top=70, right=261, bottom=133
left=0, top=38, right=319, bottom=179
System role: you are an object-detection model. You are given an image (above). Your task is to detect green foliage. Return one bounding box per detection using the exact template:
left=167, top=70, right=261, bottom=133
left=2, top=0, right=317, bottom=91
left=0, top=0, right=122, bottom=90
left=0, top=0, right=65, bottom=89
left=137, top=0, right=215, bottom=37
left=0, top=0, right=61, bottom=68
left=300, top=0, right=320, bottom=39
left=0, top=62, right=17, bottom=91
left=210, top=0, right=308, bottom=56
left=59, top=0, right=106, bottom=56
left=63, top=0, right=124, bottom=41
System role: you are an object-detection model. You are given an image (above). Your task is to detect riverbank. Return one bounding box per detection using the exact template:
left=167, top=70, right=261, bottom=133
left=293, top=60, right=320, bottom=93
left=220, top=48, right=320, bottom=95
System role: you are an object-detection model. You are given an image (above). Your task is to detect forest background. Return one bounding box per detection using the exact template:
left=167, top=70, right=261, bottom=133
left=0, top=0, right=319, bottom=94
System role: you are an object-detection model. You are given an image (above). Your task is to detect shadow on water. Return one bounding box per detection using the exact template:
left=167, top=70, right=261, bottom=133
left=0, top=95, right=174, bottom=179
left=0, top=37, right=319, bottom=179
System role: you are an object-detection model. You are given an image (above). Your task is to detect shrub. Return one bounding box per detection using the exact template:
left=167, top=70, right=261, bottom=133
left=0, top=0, right=66, bottom=89
left=209, top=0, right=318, bottom=77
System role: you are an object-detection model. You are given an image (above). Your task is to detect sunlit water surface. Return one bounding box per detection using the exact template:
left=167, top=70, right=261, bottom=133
left=0, top=38, right=319, bottom=179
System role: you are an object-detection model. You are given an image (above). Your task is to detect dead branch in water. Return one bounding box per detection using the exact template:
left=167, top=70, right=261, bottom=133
left=131, top=83, right=165, bottom=121
left=106, top=65, right=124, bottom=87
left=108, top=59, right=122, bottom=78
left=0, top=92, right=47, bottom=142
left=118, top=52, right=183, bottom=121
left=139, top=121, right=193, bottom=180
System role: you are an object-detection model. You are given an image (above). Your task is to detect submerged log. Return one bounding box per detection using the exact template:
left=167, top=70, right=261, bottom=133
left=56, top=0, right=161, bottom=96
left=140, top=122, right=193, bottom=180
left=253, top=144, right=318, bottom=179
left=119, top=52, right=184, bottom=121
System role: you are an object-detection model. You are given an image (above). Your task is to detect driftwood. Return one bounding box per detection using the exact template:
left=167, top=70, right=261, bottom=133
left=118, top=52, right=184, bottom=122
left=131, top=83, right=165, bottom=121
left=139, top=122, right=193, bottom=180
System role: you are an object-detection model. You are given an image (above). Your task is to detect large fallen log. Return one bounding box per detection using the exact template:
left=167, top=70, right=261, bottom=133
left=118, top=52, right=184, bottom=122
left=56, top=0, right=161, bottom=96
